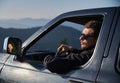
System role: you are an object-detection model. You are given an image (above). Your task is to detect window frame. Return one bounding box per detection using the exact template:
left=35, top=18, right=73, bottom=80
left=26, top=15, right=103, bottom=52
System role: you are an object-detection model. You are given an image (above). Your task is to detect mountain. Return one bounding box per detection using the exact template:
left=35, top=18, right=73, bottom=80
left=0, top=18, right=50, bottom=28
left=0, top=25, right=80, bottom=53
left=30, top=25, right=80, bottom=52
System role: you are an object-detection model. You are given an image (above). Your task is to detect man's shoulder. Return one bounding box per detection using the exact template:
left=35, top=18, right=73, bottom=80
left=80, top=47, right=94, bottom=55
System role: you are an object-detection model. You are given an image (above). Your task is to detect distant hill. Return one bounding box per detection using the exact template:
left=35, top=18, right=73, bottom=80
left=0, top=18, right=50, bottom=28
left=0, top=25, right=81, bottom=53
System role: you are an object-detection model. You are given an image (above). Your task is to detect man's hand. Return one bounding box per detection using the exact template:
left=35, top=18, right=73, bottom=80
left=57, top=44, right=73, bottom=53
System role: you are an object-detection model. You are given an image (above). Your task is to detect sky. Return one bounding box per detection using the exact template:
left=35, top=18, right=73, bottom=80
left=0, top=0, right=120, bottom=20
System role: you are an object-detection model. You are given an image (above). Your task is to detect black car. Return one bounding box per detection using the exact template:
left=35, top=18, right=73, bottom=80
left=0, top=5, right=120, bottom=83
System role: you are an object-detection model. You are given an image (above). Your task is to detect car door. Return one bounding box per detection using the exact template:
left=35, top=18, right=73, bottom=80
left=96, top=7, right=120, bottom=83
left=0, top=7, right=116, bottom=83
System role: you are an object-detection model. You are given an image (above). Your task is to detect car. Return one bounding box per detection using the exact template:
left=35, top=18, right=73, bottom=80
left=0, top=5, right=120, bottom=83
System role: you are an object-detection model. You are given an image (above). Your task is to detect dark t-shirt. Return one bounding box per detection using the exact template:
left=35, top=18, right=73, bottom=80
left=43, top=48, right=94, bottom=74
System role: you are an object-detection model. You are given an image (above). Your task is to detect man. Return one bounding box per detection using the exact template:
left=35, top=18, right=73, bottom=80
left=44, top=20, right=101, bottom=74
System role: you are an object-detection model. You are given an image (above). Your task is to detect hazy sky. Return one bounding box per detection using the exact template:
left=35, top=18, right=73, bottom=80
left=0, top=0, right=119, bottom=19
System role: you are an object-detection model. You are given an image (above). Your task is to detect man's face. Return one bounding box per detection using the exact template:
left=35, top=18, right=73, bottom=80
left=80, top=28, right=97, bottom=50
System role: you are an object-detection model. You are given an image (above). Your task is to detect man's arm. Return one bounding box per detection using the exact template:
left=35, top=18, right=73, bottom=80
left=44, top=55, right=80, bottom=74
left=43, top=49, right=93, bottom=74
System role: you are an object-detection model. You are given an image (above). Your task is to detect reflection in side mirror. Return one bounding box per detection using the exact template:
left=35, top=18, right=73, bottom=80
left=3, top=37, right=22, bottom=56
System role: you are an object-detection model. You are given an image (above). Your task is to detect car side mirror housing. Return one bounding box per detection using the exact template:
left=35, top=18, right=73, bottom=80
left=3, top=37, right=22, bottom=56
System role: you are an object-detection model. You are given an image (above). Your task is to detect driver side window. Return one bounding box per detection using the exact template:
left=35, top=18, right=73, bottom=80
left=28, top=21, right=82, bottom=52
left=26, top=21, right=82, bottom=61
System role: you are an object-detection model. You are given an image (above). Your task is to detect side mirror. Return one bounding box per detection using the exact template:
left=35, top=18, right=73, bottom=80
left=3, top=37, right=22, bottom=56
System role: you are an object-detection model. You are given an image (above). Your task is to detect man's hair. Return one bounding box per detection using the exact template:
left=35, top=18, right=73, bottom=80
left=84, top=20, right=102, bottom=39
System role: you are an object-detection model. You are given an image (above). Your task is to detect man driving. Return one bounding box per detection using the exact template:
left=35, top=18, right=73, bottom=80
left=44, top=20, right=101, bottom=74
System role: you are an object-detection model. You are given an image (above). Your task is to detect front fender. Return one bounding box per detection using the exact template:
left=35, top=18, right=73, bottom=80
left=0, top=53, right=10, bottom=71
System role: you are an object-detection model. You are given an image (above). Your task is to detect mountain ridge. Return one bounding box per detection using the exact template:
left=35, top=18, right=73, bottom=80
left=0, top=18, right=50, bottom=28
left=0, top=25, right=80, bottom=53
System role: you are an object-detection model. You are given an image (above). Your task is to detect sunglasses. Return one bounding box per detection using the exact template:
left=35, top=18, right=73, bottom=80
left=80, top=33, right=94, bottom=39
